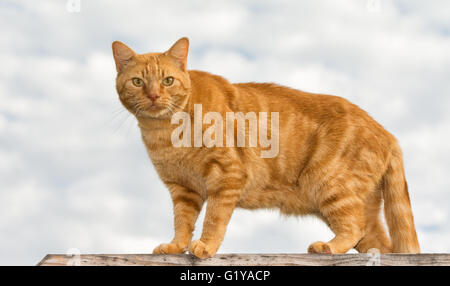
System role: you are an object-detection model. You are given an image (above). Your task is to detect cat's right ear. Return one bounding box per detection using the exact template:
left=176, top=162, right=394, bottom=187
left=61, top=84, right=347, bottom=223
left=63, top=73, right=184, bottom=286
left=165, top=37, right=189, bottom=71
left=112, top=41, right=136, bottom=72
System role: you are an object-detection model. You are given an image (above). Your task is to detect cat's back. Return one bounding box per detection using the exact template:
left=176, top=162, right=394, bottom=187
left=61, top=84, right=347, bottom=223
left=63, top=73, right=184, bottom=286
left=189, top=71, right=393, bottom=141
left=233, top=81, right=396, bottom=145
left=189, top=70, right=338, bottom=113
left=233, top=82, right=368, bottom=122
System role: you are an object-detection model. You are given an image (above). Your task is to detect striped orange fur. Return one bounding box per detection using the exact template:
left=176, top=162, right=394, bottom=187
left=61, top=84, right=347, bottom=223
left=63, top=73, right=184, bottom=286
left=112, top=37, right=420, bottom=258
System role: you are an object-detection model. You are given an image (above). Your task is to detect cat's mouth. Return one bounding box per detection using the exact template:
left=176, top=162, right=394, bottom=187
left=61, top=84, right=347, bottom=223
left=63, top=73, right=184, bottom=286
left=131, top=97, right=182, bottom=119
left=137, top=100, right=163, bottom=112
left=135, top=102, right=171, bottom=119
left=149, top=103, right=160, bottom=111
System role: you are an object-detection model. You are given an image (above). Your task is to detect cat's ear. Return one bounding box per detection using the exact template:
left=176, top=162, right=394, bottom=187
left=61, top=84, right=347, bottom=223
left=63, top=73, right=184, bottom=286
left=112, top=41, right=136, bottom=72
left=165, top=37, right=189, bottom=71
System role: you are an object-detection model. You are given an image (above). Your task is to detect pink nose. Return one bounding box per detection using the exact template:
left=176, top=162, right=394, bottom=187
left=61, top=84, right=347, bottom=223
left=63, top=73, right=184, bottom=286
left=147, top=93, right=160, bottom=101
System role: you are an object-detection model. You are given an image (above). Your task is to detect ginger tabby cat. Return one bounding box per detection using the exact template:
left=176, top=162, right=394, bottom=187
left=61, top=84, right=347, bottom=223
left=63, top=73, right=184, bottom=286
left=112, top=37, right=420, bottom=258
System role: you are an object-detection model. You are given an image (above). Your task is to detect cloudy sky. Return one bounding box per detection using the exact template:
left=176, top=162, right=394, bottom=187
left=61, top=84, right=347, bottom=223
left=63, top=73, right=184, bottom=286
left=1, top=0, right=449, bottom=265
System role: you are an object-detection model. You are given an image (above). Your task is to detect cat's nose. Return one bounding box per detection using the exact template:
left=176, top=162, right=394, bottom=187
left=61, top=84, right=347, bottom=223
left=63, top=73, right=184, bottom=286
left=147, top=93, right=160, bottom=101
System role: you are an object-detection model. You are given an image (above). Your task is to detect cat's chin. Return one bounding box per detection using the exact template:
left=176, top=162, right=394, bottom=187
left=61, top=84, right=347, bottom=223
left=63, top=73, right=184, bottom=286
left=136, top=107, right=171, bottom=120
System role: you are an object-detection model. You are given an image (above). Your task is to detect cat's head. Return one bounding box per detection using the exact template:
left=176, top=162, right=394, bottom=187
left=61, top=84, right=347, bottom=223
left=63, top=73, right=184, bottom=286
left=112, top=38, right=191, bottom=119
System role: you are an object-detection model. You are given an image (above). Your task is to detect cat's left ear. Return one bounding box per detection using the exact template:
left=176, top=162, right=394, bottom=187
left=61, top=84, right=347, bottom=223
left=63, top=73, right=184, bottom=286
left=112, top=41, right=136, bottom=72
left=165, top=37, right=189, bottom=71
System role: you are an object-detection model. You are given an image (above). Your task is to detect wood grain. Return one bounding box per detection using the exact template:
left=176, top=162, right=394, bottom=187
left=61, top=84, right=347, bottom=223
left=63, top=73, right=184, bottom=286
left=37, top=253, right=450, bottom=266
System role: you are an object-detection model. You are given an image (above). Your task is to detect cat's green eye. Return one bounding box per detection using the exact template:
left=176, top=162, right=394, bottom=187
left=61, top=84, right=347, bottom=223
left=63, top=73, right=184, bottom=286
left=162, top=76, right=174, bottom=86
left=132, top=78, right=144, bottom=87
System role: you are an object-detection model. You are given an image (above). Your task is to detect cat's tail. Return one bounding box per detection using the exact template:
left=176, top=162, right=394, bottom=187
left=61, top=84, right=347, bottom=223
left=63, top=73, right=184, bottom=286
left=382, top=145, right=420, bottom=253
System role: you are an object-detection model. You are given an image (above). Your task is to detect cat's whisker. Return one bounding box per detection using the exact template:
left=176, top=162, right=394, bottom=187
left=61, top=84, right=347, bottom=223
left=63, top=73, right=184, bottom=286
left=166, top=101, right=184, bottom=113
left=112, top=113, right=131, bottom=134
left=108, top=112, right=126, bottom=129
left=168, top=101, right=184, bottom=109
left=107, top=105, right=128, bottom=119
left=111, top=107, right=125, bottom=115
left=166, top=105, right=175, bottom=116
left=133, top=104, right=143, bottom=118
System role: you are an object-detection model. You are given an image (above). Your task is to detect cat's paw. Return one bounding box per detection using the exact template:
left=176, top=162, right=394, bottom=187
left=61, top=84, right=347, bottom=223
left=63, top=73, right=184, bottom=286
left=153, top=242, right=187, bottom=254
left=189, top=240, right=216, bottom=259
left=308, top=241, right=333, bottom=254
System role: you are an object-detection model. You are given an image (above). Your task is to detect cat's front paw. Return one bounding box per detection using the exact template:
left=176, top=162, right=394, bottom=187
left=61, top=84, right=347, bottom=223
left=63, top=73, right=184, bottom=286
left=189, top=240, right=217, bottom=259
left=153, top=242, right=187, bottom=254
left=308, top=241, right=333, bottom=254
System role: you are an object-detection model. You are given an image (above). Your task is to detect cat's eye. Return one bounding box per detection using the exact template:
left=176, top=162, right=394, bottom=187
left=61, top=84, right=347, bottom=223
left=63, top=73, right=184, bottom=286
left=132, top=77, right=144, bottom=87
left=162, top=76, right=174, bottom=86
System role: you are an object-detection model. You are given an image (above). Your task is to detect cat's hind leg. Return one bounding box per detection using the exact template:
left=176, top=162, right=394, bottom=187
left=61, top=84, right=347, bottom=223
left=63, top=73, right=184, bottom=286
left=354, top=190, right=391, bottom=253
left=308, top=178, right=366, bottom=254
left=354, top=218, right=391, bottom=253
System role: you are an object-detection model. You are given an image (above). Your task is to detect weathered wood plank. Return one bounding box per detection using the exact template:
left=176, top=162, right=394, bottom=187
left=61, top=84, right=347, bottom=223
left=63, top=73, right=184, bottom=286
left=37, top=253, right=450, bottom=266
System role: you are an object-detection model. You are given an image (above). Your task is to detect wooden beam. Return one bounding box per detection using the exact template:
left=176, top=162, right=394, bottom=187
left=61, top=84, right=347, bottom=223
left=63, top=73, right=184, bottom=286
left=37, top=253, right=450, bottom=266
